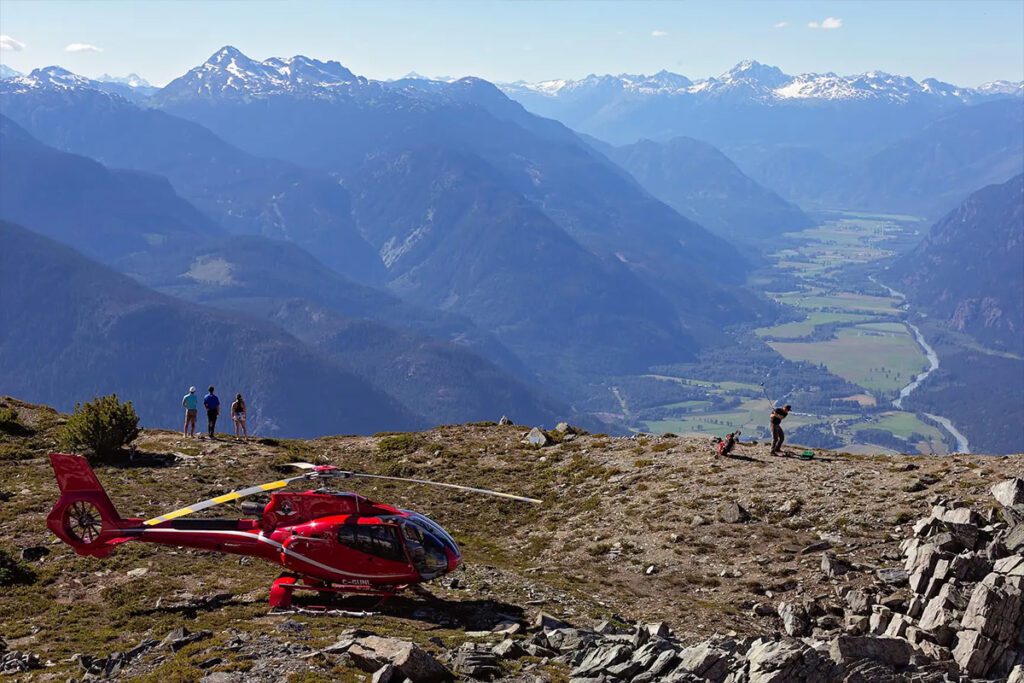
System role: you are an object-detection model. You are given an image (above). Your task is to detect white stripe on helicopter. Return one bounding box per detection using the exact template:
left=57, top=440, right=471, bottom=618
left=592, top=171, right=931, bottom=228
left=137, top=528, right=411, bottom=580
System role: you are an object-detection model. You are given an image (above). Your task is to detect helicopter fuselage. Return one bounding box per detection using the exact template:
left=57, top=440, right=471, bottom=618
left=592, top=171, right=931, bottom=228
left=46, top=454, right=462, bottom=605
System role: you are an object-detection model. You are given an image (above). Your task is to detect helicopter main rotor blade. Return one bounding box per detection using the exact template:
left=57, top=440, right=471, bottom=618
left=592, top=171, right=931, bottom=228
left=350, top=472, right=542, bottom=504
left=283, top=461, right=540, bottom=504
left=142, top=474, right=309, bottom=526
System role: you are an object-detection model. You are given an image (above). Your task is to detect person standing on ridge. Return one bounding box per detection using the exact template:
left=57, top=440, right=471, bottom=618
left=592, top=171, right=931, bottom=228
left=182, top=386, right=198, bottom=437
left=204, top=386, right=220, bottom=439
left=770, top=405, right=791, bottom=456
left=231, top=393, right=248, bottom=440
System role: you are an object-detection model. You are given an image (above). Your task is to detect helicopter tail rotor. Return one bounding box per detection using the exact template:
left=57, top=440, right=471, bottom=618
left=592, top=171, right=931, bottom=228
left=46, top=453, right=138, bottom=557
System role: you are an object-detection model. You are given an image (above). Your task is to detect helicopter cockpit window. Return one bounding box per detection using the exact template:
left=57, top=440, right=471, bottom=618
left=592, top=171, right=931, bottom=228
left=337, top=524, right=406, bottom=563
left=402, top=520, right=449, bottom=579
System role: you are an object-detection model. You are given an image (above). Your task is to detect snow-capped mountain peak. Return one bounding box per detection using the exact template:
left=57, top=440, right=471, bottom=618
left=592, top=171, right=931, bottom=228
left=0, top=64, right=21, bottom=80
left=719, top=59, right=790, bottom=88
left=96, top=72, right=153, bottom=88
left=8, top=66, right=95, bottom=91
left=159, top=45, right=367, bottom=101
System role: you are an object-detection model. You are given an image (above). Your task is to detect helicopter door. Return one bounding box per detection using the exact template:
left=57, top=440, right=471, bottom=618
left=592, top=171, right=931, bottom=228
left=335, top=524, right=410, bottom=576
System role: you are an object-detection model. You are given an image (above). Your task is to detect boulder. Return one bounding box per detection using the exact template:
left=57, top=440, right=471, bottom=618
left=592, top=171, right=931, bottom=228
left=675, top=640, right=735, bottom=682
left=160, top=627, right=212, bottom=652
left=992, top=479, right=1024, bottom=507
left=524, top=427, right=550, bottom=447
left=960, top=574, right=1023, bottom=643
left=533, top=611, right=571, bottom=631
left=492, top=639, right=525, bottom=660
left=1004, top=523, right=1024, bottom=553
left=745, top=638, right=835, bottom=683
left=776, top=602, right=809, bottom=637
left=821, top=552, right=851, bottom=577
left=868, top=606, right=892, bottom=635
left=372, top=664, right=399, bottom=683
left=498, top=416, right=513, bottom=426
left=800, top=540, right=832, bottom=554
left=348, top=635, right=450, bottom=682
left=453, top=643, right=501, bottom=680
left=571, top=644, right=632, bottom=678
left=844, top=615, right=869, bottom=635
left=876, top=568, right=909, bottom=586
left=545, top=628, right=599, bottom=653
left=951, top=629, right=1005, bottom=679
left=643, top=622, right=671, bottom=639
left=828, top=636, right=913, bottom=668
left=641, top=649, right=678, bottom=679
left=718, top=501, right=750, bottom=524
left=844, top=588, right=872, bottom=615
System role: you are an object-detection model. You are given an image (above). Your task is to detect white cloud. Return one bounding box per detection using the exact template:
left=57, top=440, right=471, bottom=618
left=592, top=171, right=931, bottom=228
left=773, top=21, right=789, bottom=29
left=0, top=35, right=26, bottom=52
left=651, top=30, right=668, bottom=38
left=65, top=43, right=103, bottom=53
left=808, top=17, right=843, bottom=30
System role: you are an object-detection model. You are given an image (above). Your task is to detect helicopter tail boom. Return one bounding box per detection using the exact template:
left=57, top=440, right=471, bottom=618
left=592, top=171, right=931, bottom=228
left=47, top=453, right=141, bottom=557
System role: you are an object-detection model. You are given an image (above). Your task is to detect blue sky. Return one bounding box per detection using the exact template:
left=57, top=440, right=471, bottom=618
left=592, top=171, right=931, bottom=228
left=1, top=0, right=1022, bottom=86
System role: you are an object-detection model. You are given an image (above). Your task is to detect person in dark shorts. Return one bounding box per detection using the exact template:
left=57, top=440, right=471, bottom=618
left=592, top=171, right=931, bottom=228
left=770, top=405, right=791, bottom=455
left=182, top=386, right=198, bottom=437
left=203, top=386, right=220, bottom=438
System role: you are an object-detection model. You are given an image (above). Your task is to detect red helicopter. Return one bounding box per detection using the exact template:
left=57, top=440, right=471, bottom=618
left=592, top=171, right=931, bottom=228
left=46, top=453, right=540, bottom=608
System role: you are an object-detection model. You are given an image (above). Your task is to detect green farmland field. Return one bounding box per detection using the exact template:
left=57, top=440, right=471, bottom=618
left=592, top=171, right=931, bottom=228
left=769, top=326, right=928, bottom=395
left=756, top=312, right=877, bottom=339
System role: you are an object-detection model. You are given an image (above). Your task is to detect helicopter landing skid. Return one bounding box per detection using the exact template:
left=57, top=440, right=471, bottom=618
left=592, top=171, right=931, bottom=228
left=269, top=574, right=407, bottom=609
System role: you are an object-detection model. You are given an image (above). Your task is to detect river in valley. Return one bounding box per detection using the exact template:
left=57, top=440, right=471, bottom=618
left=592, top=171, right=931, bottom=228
left=873, top=278, right=971, bottom=453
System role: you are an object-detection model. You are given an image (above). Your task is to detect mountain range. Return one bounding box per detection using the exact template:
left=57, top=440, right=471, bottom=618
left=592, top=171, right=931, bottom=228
left=502, top=60, right=1021, bottom=107
left=1, top=47, right=1021, bottom=444
left=0, top=48, right=762, bottom=429
left=5, top=48, right=761, bottom=383
left=497, top=60, right=1024, bottom=217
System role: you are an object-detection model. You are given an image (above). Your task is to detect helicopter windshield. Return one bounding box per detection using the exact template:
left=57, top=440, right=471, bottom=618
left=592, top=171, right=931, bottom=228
left=400, top=512, right=459, bottom=579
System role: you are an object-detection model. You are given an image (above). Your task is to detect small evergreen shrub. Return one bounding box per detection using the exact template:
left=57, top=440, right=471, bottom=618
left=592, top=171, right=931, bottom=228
left=57, top=394, right=140, bottom=461
left=376, top=433, right=424, bottom=457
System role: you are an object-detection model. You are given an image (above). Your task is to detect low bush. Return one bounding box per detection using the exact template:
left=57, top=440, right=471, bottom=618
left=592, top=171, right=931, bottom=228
left=57, top=394, right=140, bottom=461
left=377, top=433, right=424, bottom=457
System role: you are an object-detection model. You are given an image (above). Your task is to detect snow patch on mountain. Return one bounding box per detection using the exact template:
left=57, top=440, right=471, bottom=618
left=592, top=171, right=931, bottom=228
left=96, top=73, right=152, bottom=88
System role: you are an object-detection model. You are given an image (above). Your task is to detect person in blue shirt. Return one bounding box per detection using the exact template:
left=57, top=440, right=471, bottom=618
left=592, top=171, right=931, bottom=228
left=182, top=386, right=198, bottom=437
left=203, top=386, right=220, bottom=439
